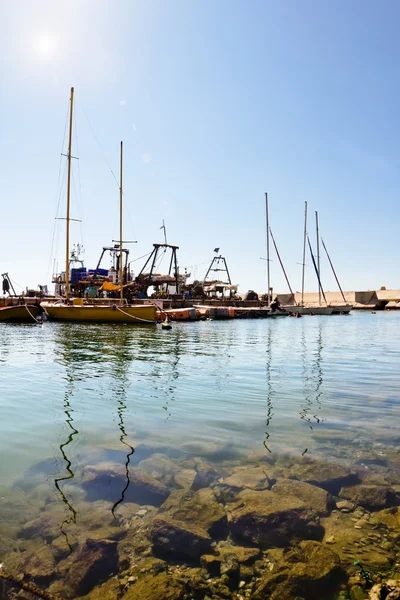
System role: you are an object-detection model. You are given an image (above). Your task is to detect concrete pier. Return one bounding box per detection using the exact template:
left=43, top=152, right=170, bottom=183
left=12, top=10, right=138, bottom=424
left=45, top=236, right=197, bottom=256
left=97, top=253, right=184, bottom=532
left=276, top=289, right=400, bottom=310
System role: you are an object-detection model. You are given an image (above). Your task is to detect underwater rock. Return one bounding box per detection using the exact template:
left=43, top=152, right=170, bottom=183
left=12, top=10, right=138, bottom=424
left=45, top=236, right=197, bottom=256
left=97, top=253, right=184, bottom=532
left=369, top=579, right=400, bottom=599
left=289, top=461, right=358, bottom=495
left=18, top=541, right=56, bottom=582
left=180, top=440, right=240, bottom=461
left=339, top=485, right=397, bottom=510
left=336, top=499, right=355, bottom=512
left=227, top=489, right=323, bottom=547
left=200, top=545, right=260, bottom=578
left=250, top=540, right=344, bottom=600
left=77, top=577, right=120, bottom=599
left=272, top=478, right=334, bottom=516
left=81, top=462, right=170, bottom=506
left=121, top=572, right=185, bottom=600
left=350, top=584, right=369, bottom=599
left=219, top=466, right=272, bottom=492
left=173, top=468, right=197, bottom=490
left=220, top=552, right=240, bottom=577
left=136, top=453, right=180, bottom=482
left=188, top=457, right=224, bottom=491
left=64, top=538, right=118, bottom=597
left=150, top=488, right=227, bottom=559
left=200, top=554, right=221, bottom=577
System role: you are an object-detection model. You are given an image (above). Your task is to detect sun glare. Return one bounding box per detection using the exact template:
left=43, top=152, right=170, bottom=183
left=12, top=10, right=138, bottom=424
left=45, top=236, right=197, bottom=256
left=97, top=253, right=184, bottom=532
left=33, top=35, right=56, bottom=57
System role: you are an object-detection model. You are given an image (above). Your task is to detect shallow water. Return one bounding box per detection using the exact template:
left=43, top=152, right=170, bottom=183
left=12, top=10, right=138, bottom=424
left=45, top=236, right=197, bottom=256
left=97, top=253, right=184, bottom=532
left=1, top=312, right=400, bottom=597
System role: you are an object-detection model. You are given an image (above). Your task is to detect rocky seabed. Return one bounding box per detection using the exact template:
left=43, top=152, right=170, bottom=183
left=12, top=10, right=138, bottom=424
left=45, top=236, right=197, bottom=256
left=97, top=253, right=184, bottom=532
left=2, top=441, right=400, bottom=600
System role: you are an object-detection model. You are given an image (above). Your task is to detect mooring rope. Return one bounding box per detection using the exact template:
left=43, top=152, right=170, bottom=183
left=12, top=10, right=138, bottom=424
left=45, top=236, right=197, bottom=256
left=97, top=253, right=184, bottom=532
left=24, top=305, right=39, bottom=324
left=115, top=306, right=155, bottom=323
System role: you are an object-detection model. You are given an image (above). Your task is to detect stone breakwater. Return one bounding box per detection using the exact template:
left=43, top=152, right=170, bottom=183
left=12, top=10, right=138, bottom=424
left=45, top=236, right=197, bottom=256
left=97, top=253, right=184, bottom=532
left=2, top=443, right=400, bottom=599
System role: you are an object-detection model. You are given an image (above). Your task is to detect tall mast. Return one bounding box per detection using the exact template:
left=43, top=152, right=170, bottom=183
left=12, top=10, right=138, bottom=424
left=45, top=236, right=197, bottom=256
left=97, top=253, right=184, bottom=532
left=321, top=238, right=346, bottom=303
left=265, top=192, right=270, bottom=305
left=315, top=210, right=321, bottom=305
left=301, top=201, right=307, bottom=306
left=65, top=87, right=74, bottom=303
left=119, top=141, right=123, bottom=302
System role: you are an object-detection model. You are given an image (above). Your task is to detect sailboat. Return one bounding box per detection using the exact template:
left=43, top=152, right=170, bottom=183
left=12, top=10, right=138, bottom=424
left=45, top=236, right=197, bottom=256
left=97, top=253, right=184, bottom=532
left=42, top=88, right=156, bottom=324
left=321, top=236, right=352, bottom=315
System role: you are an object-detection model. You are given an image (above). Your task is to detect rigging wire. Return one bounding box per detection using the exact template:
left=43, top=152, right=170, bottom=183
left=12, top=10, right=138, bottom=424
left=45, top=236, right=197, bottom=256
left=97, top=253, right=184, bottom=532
left=73, top=110, right=85, bottom=250
left=47, top=106, right=70, bottom=280
left=80, top=106, right=119, bottom=188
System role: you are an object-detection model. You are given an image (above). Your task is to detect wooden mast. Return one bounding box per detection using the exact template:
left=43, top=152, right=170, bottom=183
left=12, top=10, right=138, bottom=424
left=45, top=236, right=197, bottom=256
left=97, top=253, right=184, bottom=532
left=301, top=201, right=307, bottom=306
left=119, top=141, right=123, bottom=302
left=315, top=210, right=321, bottom=305
left=265, top=192, right=271, bottom=305
left=65, top=87, right=74, bottom=303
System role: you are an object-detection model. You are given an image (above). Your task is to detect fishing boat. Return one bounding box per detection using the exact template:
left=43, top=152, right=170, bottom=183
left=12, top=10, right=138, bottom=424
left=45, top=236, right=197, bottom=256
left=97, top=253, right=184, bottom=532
left=0, top=304, right=41, bottom=323
left=42, top=88, right=156, bottom=325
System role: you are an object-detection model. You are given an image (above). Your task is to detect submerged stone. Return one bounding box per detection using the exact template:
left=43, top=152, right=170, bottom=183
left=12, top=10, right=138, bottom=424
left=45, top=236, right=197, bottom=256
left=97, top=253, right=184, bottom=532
left=121, top=572, right=185, bottom=600
left=339, top=485, right=397, bottom=510
left=78, top=577, right=120, bottom=599
left=81, top=462, right=170, bottom=506
left=227, top=489, right=323, bottom=547
left=64, top=538, right=118, bottom=597
left=188, top=457, right=224, bottom=491
left=272, top=478, right=334, bottom=516
left=250, top=540, right=345, bottom=600
left=369, top=579, right=400, bottom=600
left=289, top=461, right=358, bottom=495
left=150, top=488, right=227, bottom=559
left=220, top=466, right=271, bottom=492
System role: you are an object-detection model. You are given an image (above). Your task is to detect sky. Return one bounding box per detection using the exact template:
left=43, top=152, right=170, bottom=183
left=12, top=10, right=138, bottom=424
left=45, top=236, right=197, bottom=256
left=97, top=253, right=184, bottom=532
left=1, top=0, right=400, bottom=296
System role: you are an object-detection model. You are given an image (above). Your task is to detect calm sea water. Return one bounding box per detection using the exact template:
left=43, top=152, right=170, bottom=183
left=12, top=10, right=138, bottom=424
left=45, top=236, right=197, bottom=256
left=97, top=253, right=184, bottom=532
left=1, top=311, right=400, bottom=588
left=1, top=312, right=400, bottom=487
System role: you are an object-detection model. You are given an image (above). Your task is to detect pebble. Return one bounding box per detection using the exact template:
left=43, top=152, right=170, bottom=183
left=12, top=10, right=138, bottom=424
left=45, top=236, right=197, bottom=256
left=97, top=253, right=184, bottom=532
left=239, top=581, right=246, bottom=589
left=325, top=535, right=336, bottom=544
left=137, top=509, right=147, bottom=517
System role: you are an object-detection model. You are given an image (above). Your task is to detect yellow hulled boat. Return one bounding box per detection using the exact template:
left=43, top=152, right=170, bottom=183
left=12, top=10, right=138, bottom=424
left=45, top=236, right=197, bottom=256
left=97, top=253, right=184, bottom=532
left=42, top=302, right=156, bottom=323
left=46, top=88, right=156, bottom=325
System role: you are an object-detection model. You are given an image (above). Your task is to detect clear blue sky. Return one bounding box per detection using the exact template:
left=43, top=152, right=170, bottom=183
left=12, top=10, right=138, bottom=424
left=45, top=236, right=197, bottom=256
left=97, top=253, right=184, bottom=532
left=1, top=0, right=399, bottom=295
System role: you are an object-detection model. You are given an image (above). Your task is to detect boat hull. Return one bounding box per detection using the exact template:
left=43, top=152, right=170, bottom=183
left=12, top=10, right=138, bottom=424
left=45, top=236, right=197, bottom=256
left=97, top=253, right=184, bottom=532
left=0, top=305, right=40, bottom=323
left=330, top=305, right=353, bottom=314
left=42, top=303, right=157, bottom=323
left=282, top=305, right=334, bottom=315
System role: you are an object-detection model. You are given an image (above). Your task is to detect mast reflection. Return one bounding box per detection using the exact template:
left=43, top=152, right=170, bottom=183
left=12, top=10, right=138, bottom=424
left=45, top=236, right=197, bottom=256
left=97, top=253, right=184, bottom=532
left=264, top=324, right=275, bottom=453
left=111, top=362, right=134, bottom=518
left=299, top=323, right=326, bottom=453
left=54, top=339, right=79, bottom=553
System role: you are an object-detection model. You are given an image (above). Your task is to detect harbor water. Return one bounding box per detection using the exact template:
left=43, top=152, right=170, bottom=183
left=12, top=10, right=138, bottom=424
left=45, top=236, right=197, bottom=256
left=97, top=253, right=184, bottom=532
left=1, top=312, right=400, bottom=599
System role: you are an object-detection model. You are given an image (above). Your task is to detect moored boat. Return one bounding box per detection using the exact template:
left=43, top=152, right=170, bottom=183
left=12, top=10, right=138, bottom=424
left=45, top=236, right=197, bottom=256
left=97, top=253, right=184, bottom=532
left=0, top=304, right=41, bottom=323
left=43, top=302, right=156, bottom=323
left=44, top=88, right=156, bottom=325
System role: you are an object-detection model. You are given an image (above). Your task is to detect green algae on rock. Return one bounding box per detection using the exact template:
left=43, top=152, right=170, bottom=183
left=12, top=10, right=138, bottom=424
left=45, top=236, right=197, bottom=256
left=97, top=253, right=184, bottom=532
left=339, top=485, right=397, bottom=510
left=150, top=488, right=227, bottom=559
left=272, top=477, right=334, bottom=516
left=251, top=540, right=345, bottom=600
left=227, top=489, right=323, bottom=547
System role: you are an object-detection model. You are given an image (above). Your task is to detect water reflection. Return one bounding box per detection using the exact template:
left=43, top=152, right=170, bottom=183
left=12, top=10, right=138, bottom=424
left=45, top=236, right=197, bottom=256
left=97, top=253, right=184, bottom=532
left=109, top=331, right=134, bottom=517
left=53, top=338, right=79, bottom=552
left=299, top=323, right=326, bottom=453
left=264, top=325, right=275, bottom=453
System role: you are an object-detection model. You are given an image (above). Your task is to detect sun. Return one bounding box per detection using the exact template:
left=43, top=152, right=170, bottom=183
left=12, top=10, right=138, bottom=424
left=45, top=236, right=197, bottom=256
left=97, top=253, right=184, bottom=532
left=33, top=35, right=56, bottom=57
